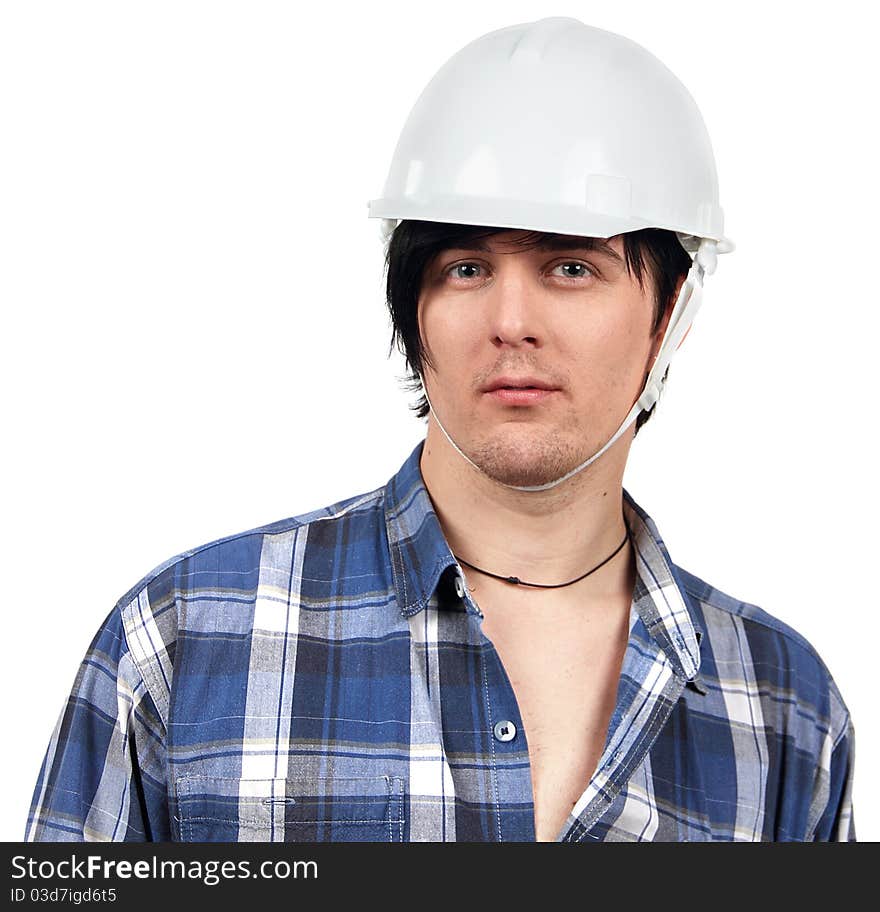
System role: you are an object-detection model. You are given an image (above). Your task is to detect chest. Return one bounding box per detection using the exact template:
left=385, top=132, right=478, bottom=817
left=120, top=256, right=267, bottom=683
left=166, top=596, right=778, bottom=841
left=477, top=597, right=630, bottom=841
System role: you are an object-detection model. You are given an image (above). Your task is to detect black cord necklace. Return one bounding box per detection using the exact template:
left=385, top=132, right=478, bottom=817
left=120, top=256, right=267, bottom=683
left=453, top=527, right=630, bottom=590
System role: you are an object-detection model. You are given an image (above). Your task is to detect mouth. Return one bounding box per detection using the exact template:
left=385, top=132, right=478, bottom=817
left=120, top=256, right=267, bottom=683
left=483, top=386, right=560, bottom=406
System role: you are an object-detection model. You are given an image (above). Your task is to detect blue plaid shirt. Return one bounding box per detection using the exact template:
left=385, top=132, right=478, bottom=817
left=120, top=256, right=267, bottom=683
left=26, top=440, right=856, bottom=842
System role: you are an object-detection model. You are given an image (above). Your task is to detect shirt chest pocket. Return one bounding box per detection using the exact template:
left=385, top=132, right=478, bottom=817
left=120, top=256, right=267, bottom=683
left=174, top=774, right=406, bottom=842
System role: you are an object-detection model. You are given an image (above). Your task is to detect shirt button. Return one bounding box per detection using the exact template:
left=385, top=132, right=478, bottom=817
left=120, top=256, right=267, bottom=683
left=454, top=574, right=466, bottom=599
left=494, top=720, right=516, bottom=742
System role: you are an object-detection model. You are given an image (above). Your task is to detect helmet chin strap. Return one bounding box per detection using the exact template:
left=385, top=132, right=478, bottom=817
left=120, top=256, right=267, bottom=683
left=420, top=237, right=718, bottom=493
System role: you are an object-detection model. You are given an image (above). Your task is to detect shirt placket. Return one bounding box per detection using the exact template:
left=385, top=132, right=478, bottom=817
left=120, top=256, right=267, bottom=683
left=476, top=626, right=539, bottom=841
left=454, top=569, right=537, bottom=843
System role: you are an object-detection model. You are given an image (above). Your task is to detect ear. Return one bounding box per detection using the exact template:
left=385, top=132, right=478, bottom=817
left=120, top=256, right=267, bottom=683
left=647, top=273, right=687, bottom=364
left=676, top=324, right=692, bottom=351
left=672, top=272, right=694, bottom=350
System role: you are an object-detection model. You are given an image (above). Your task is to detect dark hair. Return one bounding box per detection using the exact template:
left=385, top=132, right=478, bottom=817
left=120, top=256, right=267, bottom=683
left=383, top=220, right=692, bottom=435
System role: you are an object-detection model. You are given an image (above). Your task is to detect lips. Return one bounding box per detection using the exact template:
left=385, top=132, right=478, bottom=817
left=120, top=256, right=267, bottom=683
left=485, top=386, right=559, bottom=405
left=482, top=376, right=559, bottom=392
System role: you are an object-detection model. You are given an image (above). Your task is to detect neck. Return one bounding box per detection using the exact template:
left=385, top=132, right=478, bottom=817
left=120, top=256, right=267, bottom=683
left=419, top=418, right=636, bottom=602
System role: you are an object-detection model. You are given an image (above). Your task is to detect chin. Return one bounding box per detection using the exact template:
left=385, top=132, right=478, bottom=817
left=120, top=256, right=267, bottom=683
left=467, top=431, right=578, bottom=488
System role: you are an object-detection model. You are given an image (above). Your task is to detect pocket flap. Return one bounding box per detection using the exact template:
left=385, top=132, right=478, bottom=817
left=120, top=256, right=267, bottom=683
left=174, top=774, right=405, bottom=842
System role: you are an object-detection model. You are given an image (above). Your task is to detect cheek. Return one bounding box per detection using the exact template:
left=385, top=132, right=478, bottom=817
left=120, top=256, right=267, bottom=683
left=420, top=301, right=479, bottom=370
left=568, top=314, right=651, bottom=393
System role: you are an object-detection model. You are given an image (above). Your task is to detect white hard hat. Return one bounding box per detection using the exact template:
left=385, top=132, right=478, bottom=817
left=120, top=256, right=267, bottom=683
left=368, top=17, right=735, bottom=492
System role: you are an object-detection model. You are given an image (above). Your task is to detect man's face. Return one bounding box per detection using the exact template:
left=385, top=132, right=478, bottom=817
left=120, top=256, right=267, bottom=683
left=417, top=230, right=676, bottom=489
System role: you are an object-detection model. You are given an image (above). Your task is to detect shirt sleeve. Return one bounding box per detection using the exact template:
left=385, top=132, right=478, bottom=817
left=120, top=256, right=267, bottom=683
left=24, top=604, right=170, bottom=841
left=807, top=695, right=856, bottom=842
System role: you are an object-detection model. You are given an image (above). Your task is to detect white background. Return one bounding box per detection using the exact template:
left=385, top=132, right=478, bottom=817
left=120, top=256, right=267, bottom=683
left=1, top=0, right=876, bottom=841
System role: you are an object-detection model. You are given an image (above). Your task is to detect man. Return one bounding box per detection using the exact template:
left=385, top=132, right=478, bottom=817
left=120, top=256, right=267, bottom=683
left=26, top=17, right=855, bottom=842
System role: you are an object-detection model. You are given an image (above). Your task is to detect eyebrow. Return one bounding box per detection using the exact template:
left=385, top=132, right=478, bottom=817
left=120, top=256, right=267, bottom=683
left=447, top=236, right=624, bottom=265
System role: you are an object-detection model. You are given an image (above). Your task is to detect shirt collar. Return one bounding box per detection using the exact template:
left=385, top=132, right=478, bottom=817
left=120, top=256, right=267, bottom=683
left=383, top=439, right=703, bottom=684
left=622, top=489, right=705, bottom=686
left=384, top=439, right=461, bottom=618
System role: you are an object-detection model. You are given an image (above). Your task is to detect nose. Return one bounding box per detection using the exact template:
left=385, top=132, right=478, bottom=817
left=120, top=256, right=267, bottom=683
left=485, top=271, right=544, bottom=350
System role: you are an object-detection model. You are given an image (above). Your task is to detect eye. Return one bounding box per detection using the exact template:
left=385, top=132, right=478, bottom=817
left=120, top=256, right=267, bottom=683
left=441, top=260, right=597, bottom=283
left=443, top=262, right=484, bottom=281
left=550, top=262, right=596, bottom=281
